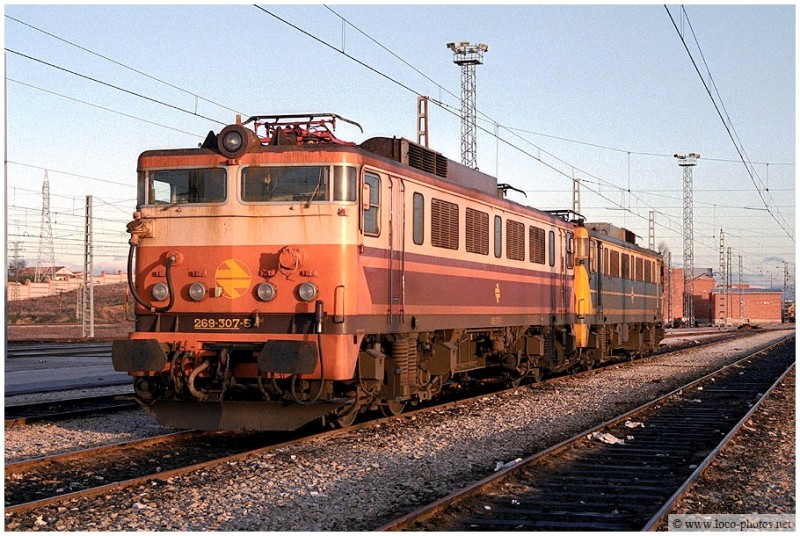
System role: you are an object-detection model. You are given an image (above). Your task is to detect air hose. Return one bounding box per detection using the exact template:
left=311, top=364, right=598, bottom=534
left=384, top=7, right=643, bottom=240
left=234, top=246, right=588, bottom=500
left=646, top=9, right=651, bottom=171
left=127, top=242, right=176, bottom=313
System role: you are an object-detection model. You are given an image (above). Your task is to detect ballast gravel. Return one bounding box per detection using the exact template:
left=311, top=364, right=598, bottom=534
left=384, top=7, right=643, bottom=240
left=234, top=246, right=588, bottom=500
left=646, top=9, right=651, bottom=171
left=5, top=385, right=163, bottom=464
left=4, top=328, right=794, bottom=531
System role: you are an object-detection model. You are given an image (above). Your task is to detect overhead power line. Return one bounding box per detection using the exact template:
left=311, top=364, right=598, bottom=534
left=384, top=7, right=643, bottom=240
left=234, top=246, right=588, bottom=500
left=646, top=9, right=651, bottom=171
left=7, top=160, right=132, bottom=188
left=503, top=125, right=794, bottom=167
left=663, top=5, right=794, bottom=243
left=5, top=48, right=228, bottom=126
left=7, top=78, right=204, bottom=138
left=302, top=5, right=797, bottom=255
left=5, top=14, right=245, bottom=118
left=255, top=5, right=682, bottom=237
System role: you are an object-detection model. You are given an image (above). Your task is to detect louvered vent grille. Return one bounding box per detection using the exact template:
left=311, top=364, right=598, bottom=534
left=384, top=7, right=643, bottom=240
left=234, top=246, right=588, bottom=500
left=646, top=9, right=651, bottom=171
left=466, top=208, right=489, bottom=255
left=506, top=220, right=525, bottom=261
left=529, top=226, right=546, bottom=264
left=406, top=142, right=448, bottom=178
left=610, top=250, right=620, bottom=277
left=431, top=198, right=459, bottom=250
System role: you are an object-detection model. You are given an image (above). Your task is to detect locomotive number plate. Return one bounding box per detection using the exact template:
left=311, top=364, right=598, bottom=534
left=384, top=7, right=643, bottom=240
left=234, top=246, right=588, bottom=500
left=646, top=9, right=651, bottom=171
left=192, top=316, right=254, bottom=331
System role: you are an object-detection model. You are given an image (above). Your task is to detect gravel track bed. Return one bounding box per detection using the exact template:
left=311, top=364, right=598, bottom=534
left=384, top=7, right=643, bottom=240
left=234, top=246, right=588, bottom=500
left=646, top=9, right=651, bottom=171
left=4, top=330, right=793, bottom=531
left=5, top=382, right=160, bottom=464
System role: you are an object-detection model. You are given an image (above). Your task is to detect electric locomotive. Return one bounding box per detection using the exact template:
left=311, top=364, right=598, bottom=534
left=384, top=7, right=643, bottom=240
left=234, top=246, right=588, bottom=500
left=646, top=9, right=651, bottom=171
left=113, top=113, right=664, bottom=431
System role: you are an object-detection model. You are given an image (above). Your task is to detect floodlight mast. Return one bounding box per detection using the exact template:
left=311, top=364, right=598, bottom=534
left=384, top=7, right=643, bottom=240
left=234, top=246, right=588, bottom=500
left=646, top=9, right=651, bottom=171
left=447, top=41, right=488, bottom=169
left=675, top=152, right=700, bottom=327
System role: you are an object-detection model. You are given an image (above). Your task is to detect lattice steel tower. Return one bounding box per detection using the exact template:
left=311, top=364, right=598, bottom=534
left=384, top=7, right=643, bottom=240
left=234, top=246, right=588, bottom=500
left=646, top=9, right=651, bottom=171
left=675, top=153, right=700, bottom=326
left=35, top=170, right=56, bottom=283
left=447, top=41, right=488, bottom=169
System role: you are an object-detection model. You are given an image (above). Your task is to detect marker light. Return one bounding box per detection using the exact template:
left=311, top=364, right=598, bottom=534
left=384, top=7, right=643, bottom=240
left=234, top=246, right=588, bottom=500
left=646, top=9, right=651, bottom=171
left=152, top=282, right=169, bottom=301
left=256, top=282, right=277, bottom=302
left=297, top=282, right=318, bottom=302
left=188, top=283, right=207, bottom=302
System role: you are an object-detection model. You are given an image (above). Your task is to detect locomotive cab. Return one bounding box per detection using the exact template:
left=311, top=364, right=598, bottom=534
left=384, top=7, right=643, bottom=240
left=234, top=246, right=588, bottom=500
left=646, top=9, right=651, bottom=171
left=114, top=115, right=370, bottom=430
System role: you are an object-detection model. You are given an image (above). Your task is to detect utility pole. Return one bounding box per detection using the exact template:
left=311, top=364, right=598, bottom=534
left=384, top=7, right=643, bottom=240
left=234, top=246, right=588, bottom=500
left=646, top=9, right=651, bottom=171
left=718, top=230, right=725, bottom=326
left=666, top=251, right=673, bottom=325
left=648, top=210, right=655, bottom=251
left=675, top=152, right=700, bottom=327
left=738, top=255, right=744, bottom=325
left=783, top=261, right=789, bottom=322
left=726, top=247, right=732, bottom=324
left=82, top=195, right=94, bottom=338
left=416, top=96, right=429, bottom=148
left=447, top=41, right=488, bottom=169
left=572, top=177, right=581, bottom=215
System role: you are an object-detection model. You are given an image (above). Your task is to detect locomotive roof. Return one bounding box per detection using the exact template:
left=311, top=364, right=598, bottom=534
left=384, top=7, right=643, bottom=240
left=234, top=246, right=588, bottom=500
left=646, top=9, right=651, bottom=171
left=138, top=127, right=576, bottom=230
left=585, top=223, right=663, bottom=258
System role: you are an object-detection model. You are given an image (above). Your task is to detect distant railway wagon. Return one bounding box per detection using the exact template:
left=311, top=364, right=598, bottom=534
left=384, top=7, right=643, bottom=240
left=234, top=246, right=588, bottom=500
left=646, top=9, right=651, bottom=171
left=112, top=114, right=664, bottom=431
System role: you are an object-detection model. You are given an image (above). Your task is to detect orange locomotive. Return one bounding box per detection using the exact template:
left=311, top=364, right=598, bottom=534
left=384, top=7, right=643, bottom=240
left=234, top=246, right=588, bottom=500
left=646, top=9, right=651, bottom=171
left=113, top=114, right=664, bottom=431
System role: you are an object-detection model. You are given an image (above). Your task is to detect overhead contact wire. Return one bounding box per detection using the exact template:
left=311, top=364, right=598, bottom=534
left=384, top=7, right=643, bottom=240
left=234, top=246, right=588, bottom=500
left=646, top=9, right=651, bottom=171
left=5, top=48, right=228, bottom=126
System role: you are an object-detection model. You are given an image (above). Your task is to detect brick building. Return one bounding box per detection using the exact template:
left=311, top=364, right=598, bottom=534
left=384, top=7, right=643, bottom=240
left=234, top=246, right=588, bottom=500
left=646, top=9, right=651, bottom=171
left=663, top=268, right=714, bottom=325
left=711, top=288, right=784, bottom=326
left=664, top=267, right=785, bottom=326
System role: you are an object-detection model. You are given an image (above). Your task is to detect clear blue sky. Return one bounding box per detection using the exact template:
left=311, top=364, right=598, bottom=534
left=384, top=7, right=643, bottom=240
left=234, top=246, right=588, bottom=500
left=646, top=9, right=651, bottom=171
left=4, top=4, right=795, bottom=288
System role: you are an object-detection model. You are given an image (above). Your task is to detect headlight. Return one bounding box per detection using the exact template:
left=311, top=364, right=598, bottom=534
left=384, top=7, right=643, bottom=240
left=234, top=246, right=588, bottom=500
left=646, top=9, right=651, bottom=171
left=188, top=283, right=207, bottom=302
left=151, top=282, right=169, bottom=301
left=297, top=282, right=318, bottom=302
left=221, top=130, right=243, bottom=154
left=256, top=282, right=277, bottom=302
left=217, top=124, right=255, bottom=158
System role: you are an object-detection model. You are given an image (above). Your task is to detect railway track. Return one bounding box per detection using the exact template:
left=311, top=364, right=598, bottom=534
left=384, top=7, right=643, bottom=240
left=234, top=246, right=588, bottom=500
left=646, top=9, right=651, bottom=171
left=1, top=329, right=712, bottom=430
left=5, top=395, right=137, bottom=427
left=379, top=337, right=795, bottom=531
left=5, top=341, right=112, bottom=359
left=5, top=331, right=788, bottom=525
left=4, top=430, right=295, bottom=513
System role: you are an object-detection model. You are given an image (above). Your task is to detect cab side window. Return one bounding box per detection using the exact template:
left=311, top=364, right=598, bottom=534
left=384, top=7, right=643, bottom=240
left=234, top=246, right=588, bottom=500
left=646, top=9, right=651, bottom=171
left=412, top=192, right=424, bottom=245
left=363, top=173, right=380, bottom=236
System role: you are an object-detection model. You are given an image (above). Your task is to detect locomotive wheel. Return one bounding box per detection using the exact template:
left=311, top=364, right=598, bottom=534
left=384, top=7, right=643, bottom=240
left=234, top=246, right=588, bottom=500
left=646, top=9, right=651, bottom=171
left=504, top=374, right=523, bottom=388
left=330, top=403, right=360, bottom=428
left=380, top=400, right=406, bottom=417
left=528, top=367, right=543, bottom=383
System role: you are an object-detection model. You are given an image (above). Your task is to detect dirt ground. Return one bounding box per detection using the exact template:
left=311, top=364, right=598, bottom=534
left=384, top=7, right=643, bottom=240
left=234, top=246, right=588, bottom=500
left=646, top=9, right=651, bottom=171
left=6, top=322, right=134, bottom=341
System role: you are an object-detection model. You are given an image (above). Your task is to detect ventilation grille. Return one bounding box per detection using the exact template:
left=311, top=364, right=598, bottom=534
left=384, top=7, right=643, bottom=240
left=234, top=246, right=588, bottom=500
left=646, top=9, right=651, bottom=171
left=406, top=142, right=448, bottom=178
left=610, top=250, right=620, bottom=277
left=506, top=219, right=525, bottom=261
left=529, top=226, right=546, bottom=264
left=466, top=208, right=489, bottom=255
left=431, top=198, right=459, bottom=250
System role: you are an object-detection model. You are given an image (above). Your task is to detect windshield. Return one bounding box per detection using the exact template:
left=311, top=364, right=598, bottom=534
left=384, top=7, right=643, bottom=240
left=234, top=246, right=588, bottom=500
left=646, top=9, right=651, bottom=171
left=242, top=166, right=330, bottom=203
left=148, top=168, right=226, bottom=204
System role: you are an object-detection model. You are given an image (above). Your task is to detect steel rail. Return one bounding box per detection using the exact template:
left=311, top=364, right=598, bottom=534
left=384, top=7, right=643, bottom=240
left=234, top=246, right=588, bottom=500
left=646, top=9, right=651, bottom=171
left=6, top=331, right=784, bottom=521
left=5, top=395, right=137, bottom=427
left=2, top=348, right=655, bottom=516
left=377, top=335, right=794, bottom=531
left=5, top=431, right=198, bottom=477
left=642, top=361, right=795, bottom=531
